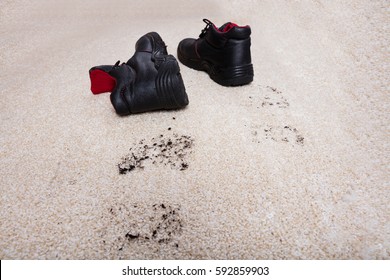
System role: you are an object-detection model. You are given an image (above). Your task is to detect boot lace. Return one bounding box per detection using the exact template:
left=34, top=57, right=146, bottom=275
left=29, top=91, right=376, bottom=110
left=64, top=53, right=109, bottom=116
left=199, top=19, right=213, bottom=38
left=112, top=60, right=121, bottom=69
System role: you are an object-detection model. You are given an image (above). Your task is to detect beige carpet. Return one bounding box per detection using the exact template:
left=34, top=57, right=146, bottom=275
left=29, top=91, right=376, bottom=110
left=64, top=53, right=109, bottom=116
left=0, top=0, right=389, bottom=259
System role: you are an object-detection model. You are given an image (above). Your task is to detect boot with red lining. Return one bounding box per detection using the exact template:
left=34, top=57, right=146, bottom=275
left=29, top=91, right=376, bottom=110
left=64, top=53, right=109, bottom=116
left=177, top=19, right=254, bottom=86
left=88, top=32, right=189, bottom=115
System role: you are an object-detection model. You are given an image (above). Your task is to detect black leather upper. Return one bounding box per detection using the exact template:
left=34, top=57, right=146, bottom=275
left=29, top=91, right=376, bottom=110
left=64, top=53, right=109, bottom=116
left=204, top=24, right=251, bottom=48
left=178, top=20, right=252, bottom=68
left=109, top=32, right=188, bottom=115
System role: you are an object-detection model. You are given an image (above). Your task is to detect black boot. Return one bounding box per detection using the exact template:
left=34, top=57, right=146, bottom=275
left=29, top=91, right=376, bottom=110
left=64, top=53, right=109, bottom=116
left=177, top=19, right=253, bottom=86
left=89, top=32, right=189, bottom=115
left=122, top=32, right=189, bottom=114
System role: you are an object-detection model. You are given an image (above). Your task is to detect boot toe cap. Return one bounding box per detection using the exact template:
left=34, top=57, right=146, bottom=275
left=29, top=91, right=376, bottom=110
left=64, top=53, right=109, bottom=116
left=177, top=38, right=197, bottom=59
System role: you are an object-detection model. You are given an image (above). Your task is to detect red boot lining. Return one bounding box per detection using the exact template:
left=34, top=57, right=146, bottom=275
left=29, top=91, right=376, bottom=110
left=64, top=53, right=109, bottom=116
left=89, top=69, right=116, bottom=94
left=222, top=22, right=238, bottom=32
left=217, top=22, right=249, bottom=33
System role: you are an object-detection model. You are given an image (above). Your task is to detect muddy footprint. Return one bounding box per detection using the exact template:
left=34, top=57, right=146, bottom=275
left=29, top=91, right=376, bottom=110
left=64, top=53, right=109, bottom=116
left=244, top=85, right=290, bottom=109
left=252, top=125, right=304, bottom=146
left=118, top=130, right=194, bottom=174
left=104, top=203, right=183, bottom=254
left=261, top=86, right=290, bottom=108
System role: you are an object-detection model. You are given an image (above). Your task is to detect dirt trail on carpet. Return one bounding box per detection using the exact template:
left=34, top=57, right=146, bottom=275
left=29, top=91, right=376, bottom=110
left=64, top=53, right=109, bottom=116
left=0, top=0, right=389, bottom=259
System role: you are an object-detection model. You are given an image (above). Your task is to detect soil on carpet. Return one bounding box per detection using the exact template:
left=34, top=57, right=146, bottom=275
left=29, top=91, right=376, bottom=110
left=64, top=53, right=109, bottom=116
left=118, top=130, right=194, bottom=174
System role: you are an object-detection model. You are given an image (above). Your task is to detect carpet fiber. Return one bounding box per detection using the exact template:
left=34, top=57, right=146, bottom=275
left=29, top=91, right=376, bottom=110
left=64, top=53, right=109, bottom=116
left=0, top=0, right=389, bottom=259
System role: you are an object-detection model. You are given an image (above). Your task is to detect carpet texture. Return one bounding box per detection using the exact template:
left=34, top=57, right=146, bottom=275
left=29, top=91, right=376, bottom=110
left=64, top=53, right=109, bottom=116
left=0, top=0, right=389, bottom=259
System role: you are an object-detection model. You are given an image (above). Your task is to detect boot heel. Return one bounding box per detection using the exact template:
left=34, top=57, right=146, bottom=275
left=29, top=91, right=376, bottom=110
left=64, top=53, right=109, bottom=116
left=211, top=64, right=254, bottom=86
left=156, top=55, right=189, bottom=109
left=89, top=65, right=117, bottom=94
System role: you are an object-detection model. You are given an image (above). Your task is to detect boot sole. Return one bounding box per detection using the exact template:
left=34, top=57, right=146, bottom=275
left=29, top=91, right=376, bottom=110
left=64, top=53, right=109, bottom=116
left=156, top=55, right=189, bottom=109
left=177, top=51, right=254, bottom=86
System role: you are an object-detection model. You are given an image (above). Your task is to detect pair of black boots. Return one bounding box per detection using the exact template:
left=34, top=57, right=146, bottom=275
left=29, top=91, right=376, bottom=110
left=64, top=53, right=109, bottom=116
left=89, top=19, right=253, bottom=116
